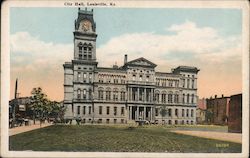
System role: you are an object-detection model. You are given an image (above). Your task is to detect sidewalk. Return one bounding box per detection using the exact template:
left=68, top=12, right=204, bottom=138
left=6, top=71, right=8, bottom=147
left=9, top=121, right=52, bottom=136
left=171, top=130, right=242, bottom=143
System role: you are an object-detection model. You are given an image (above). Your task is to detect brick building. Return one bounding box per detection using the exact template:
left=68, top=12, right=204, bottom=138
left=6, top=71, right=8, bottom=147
left=206, top=95, right=229, bottom=125
left=228, top=94, right=242, bottom=133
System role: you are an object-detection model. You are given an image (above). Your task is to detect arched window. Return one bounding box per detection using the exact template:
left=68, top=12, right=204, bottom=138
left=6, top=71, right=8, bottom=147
left=89, top=88, right=92, bottom=100
left=78, top=42, right=83, bottom=59
left=98, top=88, right=104, bottom=100
left=174, top=93, right=179, bottom=103
left=113, top=88, right=118, bottom=101
left=162, top=91, right=166, bottom=103
left=168, top=92, right=173, bottom=103
left=106, top=88, right=111, bottom=101
left=155, top=91, right=160, bottom=102
left=120, top=89, right=126, bottom=101
left=88, top=44, right=93, bottom=59
left=83, top=43, right=88, bottom=60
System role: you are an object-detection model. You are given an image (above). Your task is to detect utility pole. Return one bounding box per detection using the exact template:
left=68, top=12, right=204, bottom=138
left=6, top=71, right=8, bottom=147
left=12, top=78, right=18, bottom=128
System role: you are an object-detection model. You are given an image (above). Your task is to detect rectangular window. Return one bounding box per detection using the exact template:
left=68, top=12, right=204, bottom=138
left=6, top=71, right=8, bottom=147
left=187, top=79, right=190, bottom=89
left=83, top=89, right=86, bottom=99
left=106, top=106, right=110, bottom=115
left=106, top=119, right=110, bottom=124
left=132, top=74, right=136, bottom=81
left=155, top=108, right=159, bottom=116
left=77, top=89, right=81, bottom=99
left=89, top=106, right=91, bottom=114
left=168, top=109, right=172, bottom=117
left=191, top=109, right=194, bottom=117
left=121, top=107, right=124, bottom=115
left=99, top=106, right=102, bottom=115
left=83, top=106, right=86, bottom=115
left=183, top=79, right=185, bottom=88
left=192, top=80, right=194, bottom=89
left=175, top=109, right=178, bottom=117
left=77, top=72, right=81, bottom=81
left=114, top=107, right=117, bottom=116
left=139, top=75, right=142, bottom=81
left=182, top=109, right=184, bottom=117
left=186, top=109, right=189, bottom=117
left=114, top=119, right=117, bottom=124
left=121, top=119, right=124, bottom=124
left=77, top=106, right=80, bottom=115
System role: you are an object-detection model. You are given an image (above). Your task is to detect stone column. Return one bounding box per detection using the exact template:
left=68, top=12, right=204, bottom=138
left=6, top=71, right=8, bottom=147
left=144, top=107, right=146, bottom=120
left=151, top=89, right=153, bottom=102
left=150, top=107, right=153, bottom=121
left=129, top=87, right=133, bottom=101
left=144, top=88, right=146, bottom=102
left=137, top=87, right=140, bottom=101
left=137, top=106, right=139, bottom=120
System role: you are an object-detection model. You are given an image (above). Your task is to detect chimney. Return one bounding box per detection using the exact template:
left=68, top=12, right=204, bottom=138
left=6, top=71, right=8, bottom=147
left=124, top=54, right=127, bottom=65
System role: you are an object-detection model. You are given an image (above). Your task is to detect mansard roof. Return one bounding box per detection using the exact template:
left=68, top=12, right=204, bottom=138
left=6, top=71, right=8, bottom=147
left=172, top=66, right=200, bottom=74
left=124, top=57, right=157, bottom=68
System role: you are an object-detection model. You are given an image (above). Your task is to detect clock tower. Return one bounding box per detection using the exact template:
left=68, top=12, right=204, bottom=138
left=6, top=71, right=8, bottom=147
left=73, top=8, right=97, bottom=62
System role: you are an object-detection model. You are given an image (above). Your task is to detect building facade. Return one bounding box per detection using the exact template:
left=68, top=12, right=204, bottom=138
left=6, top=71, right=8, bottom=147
left=63, top=8, right=200, bottom=125
left=228, top=94, right=242, bottom=133
left=206, top=95, right=230, bottom=125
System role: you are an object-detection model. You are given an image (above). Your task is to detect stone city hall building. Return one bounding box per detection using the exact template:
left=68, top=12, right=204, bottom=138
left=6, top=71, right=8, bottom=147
left=63, top=8, right=200, bottom=125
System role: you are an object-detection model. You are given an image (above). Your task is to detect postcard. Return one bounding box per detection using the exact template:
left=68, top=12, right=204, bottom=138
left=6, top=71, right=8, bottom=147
left=1, top=0, right=249, bottom=158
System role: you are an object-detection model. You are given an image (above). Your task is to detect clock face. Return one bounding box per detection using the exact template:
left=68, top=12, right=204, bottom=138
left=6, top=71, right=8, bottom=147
left=81, top=20, right=91, bottom=32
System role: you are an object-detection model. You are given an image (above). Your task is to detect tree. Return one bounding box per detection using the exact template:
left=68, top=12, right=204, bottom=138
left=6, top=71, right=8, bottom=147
left=29, top=87, right=48, bottom=126
left=48, top=101, right=66, bottom=124
left=160, top=106, right=168, bottom=125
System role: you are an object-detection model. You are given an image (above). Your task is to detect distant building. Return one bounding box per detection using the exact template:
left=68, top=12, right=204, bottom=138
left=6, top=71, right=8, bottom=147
left=198, top=98, right=207, bottom=110
left=63, top=8, right=200, bottom=125
left=9, top=97, right=31, bottom=119
left=196, top=108, right=206, bottom=124
left=206, top=95, right=229, bottom=125
left=228, top=94, right=242, bottom=133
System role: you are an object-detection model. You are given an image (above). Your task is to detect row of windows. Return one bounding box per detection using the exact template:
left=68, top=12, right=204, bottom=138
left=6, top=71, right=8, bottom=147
left=98, top=90, right=126, bottom=101
left=132, top=74, right=151, bottom=82
left=79, top=118, right=125, bottom=124
left=98, top=106, right=125, bottom=116
left=157, top=119, right=194, bottom=125
left=77, top=89, right=92, bottom=99
left=183, top=79, right=195, bottom=89
left=155, top=108, right=194, bottom=117
left=78, top=43, right=93, bottom=60
left=156, top=79, right=179, bottom=87
left=77, top=72, right=92, bottom=83
left=77, top=106, right=92, bottom=115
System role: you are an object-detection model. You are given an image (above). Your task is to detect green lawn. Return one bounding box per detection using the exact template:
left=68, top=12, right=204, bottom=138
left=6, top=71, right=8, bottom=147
left=9, top=125, right=241, bottom=152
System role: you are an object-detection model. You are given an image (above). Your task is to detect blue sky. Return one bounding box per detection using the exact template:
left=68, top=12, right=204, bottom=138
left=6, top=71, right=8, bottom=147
left=10, top=8, right=241, bottom=46
left=10, top=7, right=242, bottom=100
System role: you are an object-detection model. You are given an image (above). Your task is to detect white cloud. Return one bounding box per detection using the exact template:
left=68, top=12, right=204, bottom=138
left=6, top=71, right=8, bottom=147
left=97, top=20, right=241, bottom=69
left=10, top=32, right=73, bottom=72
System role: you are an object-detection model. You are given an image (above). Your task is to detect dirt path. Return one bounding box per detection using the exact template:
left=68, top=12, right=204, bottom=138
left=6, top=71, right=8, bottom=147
left=9, top=122, right=52, bottom=136
left=171, top=130, right=242, bottom=143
